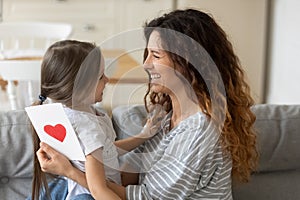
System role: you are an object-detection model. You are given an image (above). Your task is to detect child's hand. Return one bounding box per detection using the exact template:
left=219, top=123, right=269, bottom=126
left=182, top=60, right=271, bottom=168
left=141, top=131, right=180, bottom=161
left=37, top=142, right=72, bottom=176
left=140, top=104, right=166, bottom=138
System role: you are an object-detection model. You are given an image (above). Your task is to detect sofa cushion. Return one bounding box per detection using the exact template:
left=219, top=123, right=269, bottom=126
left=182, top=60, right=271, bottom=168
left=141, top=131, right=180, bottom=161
left=0, top=110, right=33, bottom=199
left=112, top=104, right=147, bottom=140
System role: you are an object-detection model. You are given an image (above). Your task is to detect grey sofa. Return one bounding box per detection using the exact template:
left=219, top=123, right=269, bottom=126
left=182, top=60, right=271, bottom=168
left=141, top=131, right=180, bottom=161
left=1, top=104, right=300, bottom=199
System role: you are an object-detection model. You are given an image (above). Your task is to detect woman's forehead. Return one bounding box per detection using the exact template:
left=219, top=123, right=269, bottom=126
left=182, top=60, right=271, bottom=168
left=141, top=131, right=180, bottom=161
left=147, top=31, right=163, bottom=50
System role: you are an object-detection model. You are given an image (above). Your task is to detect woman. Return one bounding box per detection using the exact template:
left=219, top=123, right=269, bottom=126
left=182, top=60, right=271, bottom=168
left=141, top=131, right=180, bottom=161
left=36, top=9, right=258, bottom=199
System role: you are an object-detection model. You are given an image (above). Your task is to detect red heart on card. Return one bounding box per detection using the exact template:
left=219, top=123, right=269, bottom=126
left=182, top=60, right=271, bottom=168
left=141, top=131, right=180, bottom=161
left=44, top=124, right=66, bottom=142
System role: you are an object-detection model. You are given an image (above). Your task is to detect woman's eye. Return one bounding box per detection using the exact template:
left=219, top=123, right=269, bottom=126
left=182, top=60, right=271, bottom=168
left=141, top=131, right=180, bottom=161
left=153, top=54, right=160, bottom=58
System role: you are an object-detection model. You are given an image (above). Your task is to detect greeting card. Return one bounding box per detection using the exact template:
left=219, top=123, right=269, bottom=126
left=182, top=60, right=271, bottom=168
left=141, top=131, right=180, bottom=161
left=25, top=103, right=85, bottom=161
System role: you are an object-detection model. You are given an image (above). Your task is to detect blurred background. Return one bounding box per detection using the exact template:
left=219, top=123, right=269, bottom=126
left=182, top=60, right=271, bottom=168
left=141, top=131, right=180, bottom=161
left=0, top=0, right=299, bottom=112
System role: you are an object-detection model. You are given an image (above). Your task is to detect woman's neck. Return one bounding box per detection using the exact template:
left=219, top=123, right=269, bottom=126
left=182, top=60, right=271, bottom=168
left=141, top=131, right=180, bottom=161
left=169, top=93, right=200, bottom=129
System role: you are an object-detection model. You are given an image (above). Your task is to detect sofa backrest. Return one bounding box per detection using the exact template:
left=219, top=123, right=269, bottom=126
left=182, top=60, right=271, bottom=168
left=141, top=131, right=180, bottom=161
left=232, top=104, right=300, bottom=200
left=0, top=110, right=33, bottom=199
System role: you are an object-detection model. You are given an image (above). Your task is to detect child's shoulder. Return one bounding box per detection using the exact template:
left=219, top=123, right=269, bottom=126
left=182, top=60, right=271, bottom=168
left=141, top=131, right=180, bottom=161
left=64, top=106, right=112, bottom=123
left=64, top=107, right=98, bottom=122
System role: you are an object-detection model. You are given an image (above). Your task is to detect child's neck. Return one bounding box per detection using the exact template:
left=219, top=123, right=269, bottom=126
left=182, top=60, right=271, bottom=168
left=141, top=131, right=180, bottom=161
left=70, top=105, right=96, bottom=114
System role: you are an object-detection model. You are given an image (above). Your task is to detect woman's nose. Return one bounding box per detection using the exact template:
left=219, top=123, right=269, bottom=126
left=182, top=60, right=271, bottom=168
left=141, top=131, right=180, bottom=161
left=143, top=56, right=153, bottom=70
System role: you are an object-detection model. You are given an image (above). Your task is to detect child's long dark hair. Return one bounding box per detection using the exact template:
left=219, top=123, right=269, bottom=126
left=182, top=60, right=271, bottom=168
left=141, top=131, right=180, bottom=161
left=31, top=40, right=99, bottom=200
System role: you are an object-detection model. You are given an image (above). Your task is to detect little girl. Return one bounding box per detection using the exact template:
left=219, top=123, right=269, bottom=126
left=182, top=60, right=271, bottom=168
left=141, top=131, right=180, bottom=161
left=30, top=40, right=162, bottom=200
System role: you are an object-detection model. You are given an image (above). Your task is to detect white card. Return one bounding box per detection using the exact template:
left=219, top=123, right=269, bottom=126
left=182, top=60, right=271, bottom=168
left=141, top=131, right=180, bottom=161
left=25, top=103, right=86, bottom=161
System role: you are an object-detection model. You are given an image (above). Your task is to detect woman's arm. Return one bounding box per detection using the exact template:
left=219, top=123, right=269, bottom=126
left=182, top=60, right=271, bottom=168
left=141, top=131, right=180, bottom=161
left=85, top=153, right=122, bottom=200
left=37, top=142, right=88, bottom=188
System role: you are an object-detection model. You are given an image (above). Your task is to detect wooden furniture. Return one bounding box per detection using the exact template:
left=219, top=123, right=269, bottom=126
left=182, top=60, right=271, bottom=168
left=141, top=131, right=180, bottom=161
left=0, top=77, right=11, bottom=91
left=2, top=0, right=173, bottom=45
left=0, top=22, right=72, bottom=53
left=1, top=0, right=173, bottom=111
left=1, top=0, right=269, bottom=103
left=0, top=22, right=72, bottom=110
left=0, top=58, right=42, bottom=110
left=102, top=49, right=147, bottom=84
left=0, top=49, right=147, bottom=110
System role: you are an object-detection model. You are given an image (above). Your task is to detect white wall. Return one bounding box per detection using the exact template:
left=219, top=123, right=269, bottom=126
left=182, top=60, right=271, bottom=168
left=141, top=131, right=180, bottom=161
left=266, top=0, right=300, bottom=104
left=177, top=0, right=268, bottom=103
left=0, top=0, right=2, bottom=21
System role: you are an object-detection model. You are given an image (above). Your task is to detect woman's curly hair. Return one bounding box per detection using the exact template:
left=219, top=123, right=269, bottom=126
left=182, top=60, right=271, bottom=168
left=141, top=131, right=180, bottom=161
left=143, top=9, right=258, bottom=182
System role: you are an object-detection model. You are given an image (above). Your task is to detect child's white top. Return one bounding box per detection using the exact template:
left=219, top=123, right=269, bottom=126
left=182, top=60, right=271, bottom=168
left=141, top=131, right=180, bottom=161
left=63, top=107, right=120, bottom=200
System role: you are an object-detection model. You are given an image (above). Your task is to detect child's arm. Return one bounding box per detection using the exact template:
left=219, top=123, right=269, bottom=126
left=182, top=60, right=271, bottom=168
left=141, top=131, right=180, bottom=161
left=85, top=150, right=123, bottom=200
left=114, top=105, right=166, bottom=155
left=114, top=118, right=157, bottom=155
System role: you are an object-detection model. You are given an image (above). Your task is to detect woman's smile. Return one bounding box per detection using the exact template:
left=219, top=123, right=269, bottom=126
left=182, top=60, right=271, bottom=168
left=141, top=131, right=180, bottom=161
left=150, top=73, right=161, bottom=80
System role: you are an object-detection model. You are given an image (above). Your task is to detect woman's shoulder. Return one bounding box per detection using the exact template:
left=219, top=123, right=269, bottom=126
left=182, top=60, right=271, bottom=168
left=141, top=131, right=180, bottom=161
left=177, top=111, right=209, bottom=131
left=166, top=111, right=219, bottom=156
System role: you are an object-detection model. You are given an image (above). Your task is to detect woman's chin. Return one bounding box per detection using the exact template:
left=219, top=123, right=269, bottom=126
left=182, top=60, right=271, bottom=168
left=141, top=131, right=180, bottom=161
left=95, top=98, right=102, bottom=103
left=150, top=83, right=164, bottom=93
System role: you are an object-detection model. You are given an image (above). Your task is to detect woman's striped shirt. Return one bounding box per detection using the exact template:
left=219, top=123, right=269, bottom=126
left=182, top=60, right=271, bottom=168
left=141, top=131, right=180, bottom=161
left=124, top=111, right=233, bottom=200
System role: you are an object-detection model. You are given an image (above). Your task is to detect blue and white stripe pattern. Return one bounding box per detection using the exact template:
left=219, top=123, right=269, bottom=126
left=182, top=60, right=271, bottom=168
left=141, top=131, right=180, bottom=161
left=125, top=111, right=232, bottom=200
